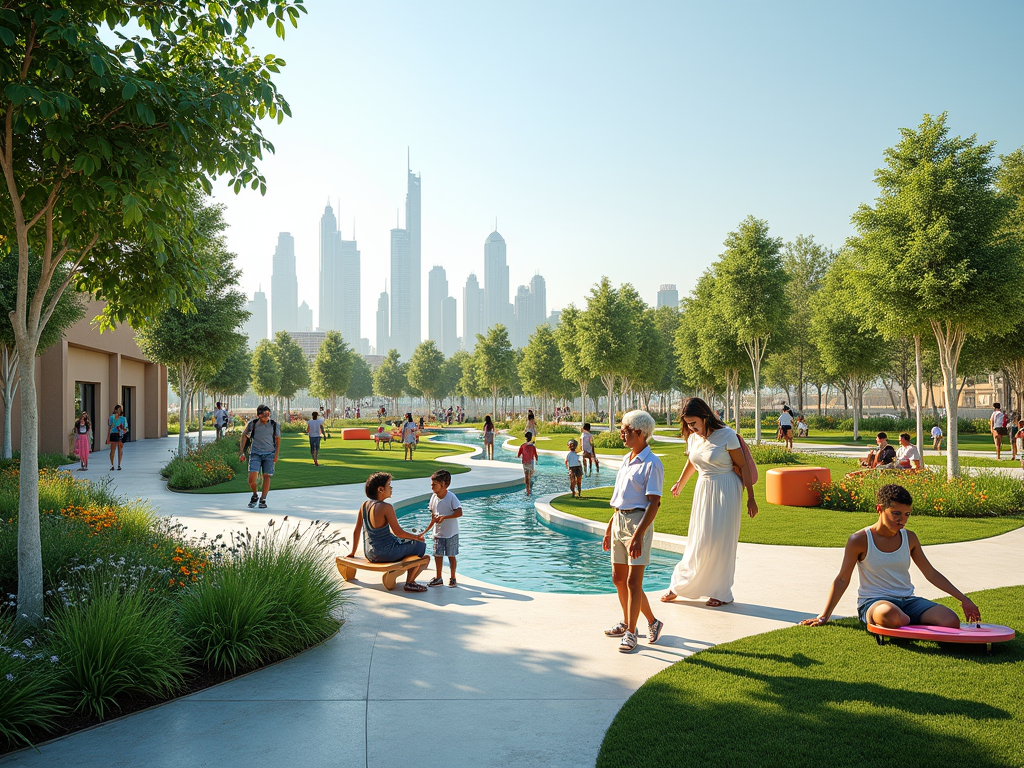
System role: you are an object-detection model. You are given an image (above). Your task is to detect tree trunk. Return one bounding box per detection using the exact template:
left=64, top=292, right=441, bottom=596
left=852, top=379, right=861, bottom=441
left=932, top=321, right=966, bottom=478
left=15, top=346, right=43, bottom=624
left=178, top=369, right=189, bottom=459
left=1, top=345, right=18, bottom=460
left=914, top=335, right=924, bottom=453
left=816, top=383, right=823, bottom=416
left=197, top=388, right=204, bottom=448
left=797, top=355, right=805, bottom=414
left=603, top=374, right=616, bottom=432
left=733, top=372, right=741, bottom=433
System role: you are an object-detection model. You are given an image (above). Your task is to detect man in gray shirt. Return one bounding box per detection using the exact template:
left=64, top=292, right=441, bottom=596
left=238, top=404, right=281, bottom=509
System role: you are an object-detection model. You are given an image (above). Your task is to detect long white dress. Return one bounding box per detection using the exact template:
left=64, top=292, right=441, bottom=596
left=668, top=426, right=743, bottom=603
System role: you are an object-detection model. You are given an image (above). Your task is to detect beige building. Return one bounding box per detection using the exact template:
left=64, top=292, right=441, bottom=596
left=5, top=301, right=167, bottom=456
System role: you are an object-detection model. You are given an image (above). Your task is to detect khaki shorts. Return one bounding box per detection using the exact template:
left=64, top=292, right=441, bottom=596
left=610, top=509, right=652, bottom=567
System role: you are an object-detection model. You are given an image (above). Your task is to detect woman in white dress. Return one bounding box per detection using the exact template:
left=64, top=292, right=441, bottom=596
left=661, top=397, right=757, bottom=606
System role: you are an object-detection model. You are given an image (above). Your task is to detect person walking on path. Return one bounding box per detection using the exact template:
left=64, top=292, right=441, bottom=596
left=662, top=397, right=757, bottom=607
left=213, top=402, right=229, bottom=441
left=238, top=404, right=281, bottom=509
left=991, top=402, right=1009, bottom=460
left=402, top=412, right=417, bottom=461
left=306, top=410, right=328, bottom=466
left=602, top=409, right=665, bottom=653
left=107, top=404, right=127, bottom=470
left=73, top=412, right=92, bottom=470
left=482, top=414, right=495, bottom=459
left=931, top=423, right=943, bottom=455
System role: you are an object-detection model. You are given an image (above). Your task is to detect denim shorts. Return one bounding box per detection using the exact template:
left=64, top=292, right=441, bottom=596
left=857, top=595, right=940, bottom=624
left=433, top=534, right=459, bottom=557
left=309, top=436, right=321, bottom=452
left=248, top=452, right=275, bottom=476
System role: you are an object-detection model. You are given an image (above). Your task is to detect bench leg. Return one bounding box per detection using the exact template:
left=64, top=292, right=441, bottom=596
left=382, top=570, right=398, bottom=591
left=337, top=562, right=357, bottom=582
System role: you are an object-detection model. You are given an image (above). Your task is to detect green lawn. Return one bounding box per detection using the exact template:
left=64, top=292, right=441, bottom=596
left=597, top=585, right=1023, bottom=768
left=184, top=434, right=472, bottom=494
left=549, top=445, right=1024, bottom=547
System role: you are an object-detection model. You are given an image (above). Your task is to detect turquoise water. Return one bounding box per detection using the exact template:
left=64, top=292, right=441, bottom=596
left=397, top=431, right=677, bottom=594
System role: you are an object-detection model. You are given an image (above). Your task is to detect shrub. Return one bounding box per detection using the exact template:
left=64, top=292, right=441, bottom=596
left=591, top=430, right=626, bottom=450
left=816, top=470, right=1024, bottom=518
left=47, top=574, right=188, bottom=719
left=748, top=445, right=802, bottom=466
left=0, top=617, right=65, bottom=749
left=162, top=435, right=240, bottom=490
left=507, top=418, right=579, bottom=435
left=177, top=522, right=345, bottom=675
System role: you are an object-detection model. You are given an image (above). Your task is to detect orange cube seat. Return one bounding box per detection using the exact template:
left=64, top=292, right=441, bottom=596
left=341, top=428, right=372, bottom=440
left=765, top=466, right=831, bottom=507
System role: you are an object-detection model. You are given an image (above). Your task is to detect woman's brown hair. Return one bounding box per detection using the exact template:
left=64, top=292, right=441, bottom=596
left=679, top=397, right=727, bottom=437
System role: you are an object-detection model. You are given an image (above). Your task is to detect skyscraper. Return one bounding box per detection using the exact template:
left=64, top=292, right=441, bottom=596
left=376, top=285, right=390, bottom=355
left=427, top=266, right=448, bottom=343
left=297, top=301, right=313, bottom=332
left=441, top=295, right=458, bottom=358
left=338, top=237, right=361, bottom=347
left=462, top=273, right=483, bottom=352
left=389, top=226, right=412, bottom=358
left=318, top=203, right=338, bottom=332
left=406, top=158, right=422, bottom=352
left=529, top=273, right=547, bottom=330
left=245, top=288, right=268, bottom=350
left=271, top=232, right=298, bottom=334
left=513, top=284, right=533, bottom=348
left=657, top=284, right=679, bottom=309
left=484, top=230, right=512, bottom=331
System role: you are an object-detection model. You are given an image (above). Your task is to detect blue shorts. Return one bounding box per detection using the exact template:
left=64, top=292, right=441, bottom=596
left=309, top=436, right=321, bottom=452
left=433, top=534, right=459, bottom=557
left=248, top=452, right=275, bottom=476
left=857, top=595, right=940, bottom=624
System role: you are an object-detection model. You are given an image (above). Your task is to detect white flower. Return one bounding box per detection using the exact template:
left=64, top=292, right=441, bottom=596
left=5, top=673, right=13, bottom=682
left=49, top=655, right=59, bottom=664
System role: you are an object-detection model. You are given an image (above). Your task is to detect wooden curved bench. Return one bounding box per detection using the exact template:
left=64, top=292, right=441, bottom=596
left=336, top=554, right=429, bottom=590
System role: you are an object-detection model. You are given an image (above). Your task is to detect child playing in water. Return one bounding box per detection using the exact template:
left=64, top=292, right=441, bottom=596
left=517, top=431, right=538, bottom=496
left=565, top=439, right=583, bottom=498
left=580, top=423, right=599, bottom=476
left=800, top=483, right=980, bottom=629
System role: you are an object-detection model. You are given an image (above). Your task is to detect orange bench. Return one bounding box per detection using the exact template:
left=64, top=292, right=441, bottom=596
left=335, top=554, right=430, bottom=590
left=340, top=428, right=372, bottom=440
left=765, top=466, right=831, bottom=507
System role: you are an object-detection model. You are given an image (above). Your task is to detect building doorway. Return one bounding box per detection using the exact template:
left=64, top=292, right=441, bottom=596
left=121, top=386, right=134, bottom=443
left=75, top=382, right=97, bottom=451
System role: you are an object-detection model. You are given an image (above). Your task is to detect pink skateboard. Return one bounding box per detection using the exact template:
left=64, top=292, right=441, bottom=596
left=868, top=622, right=1014, bottom=651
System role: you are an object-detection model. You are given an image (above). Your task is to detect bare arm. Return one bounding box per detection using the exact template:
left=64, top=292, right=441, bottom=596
left=383, top=503, right=425, bottom=542
left=908, top=532, right=980, bottom=621
left=347, top=510, right=363, bottom=557
left=727, top=446, right=758, bottom=518
left=800, top=532, right=866, bottom=625
left=671, top=459, right=696, bottom=496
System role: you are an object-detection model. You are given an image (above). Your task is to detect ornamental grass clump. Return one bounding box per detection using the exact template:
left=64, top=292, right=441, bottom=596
left=816, top=470, right=1024, bottom=518
left=591, top=430, right=626, bottom=450
left=748, top=445, right=801, bottom=466
left=177, top=520, right=345, bottom=675
left=162, top=435, right=240, bottom=490
left=0, top=616, right=64, bottom=749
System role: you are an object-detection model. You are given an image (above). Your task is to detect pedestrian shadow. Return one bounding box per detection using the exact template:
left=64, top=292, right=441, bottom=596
left=342, top=579, right=534, bottom=606
left=660, top=599, right=816, bottom=625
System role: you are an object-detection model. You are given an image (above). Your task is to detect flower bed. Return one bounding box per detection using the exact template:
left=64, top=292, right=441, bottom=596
left=816, top=470, right=1024, bottom=518
left=161, top=435, right=241, bottom=490
left=0, top=467, right=346, bottom=752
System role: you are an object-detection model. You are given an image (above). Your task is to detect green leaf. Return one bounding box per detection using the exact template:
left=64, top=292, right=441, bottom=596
left=122, top=81, right=137, bottom=99
left=90, top=55, right=106, bottom=76
left=0, top=26, right=14, bottom=46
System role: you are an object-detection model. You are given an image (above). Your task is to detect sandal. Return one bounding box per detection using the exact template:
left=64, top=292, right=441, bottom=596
left=427, top=577, right=443, bottom=587
left=403, top=582, right=427, bottom=593
left=706, top=598, right=732, bottom=607
left=660, top=592, right=677, bottom=603
left=448, top=577, right=457, bottom=587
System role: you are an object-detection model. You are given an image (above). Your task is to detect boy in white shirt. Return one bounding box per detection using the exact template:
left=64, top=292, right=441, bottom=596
left=426, top=469, right=463, bottom=588
left=565, top=439, right=583, bottom=498
left=895, top=432, right=923, bottom=470
left=777, top=407, right=794, bottom=450
left=931, top=424, right=943, bottom=455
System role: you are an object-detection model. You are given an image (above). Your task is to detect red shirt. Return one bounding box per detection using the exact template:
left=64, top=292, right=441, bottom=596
left=517, top=443, right=538, bottom=463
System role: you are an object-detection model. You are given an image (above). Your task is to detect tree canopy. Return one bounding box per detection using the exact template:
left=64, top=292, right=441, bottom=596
left=309, top=331, right=352, bottom=407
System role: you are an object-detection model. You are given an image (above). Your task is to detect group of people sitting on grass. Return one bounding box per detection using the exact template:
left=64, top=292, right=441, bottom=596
left=853, top=431, right=923, bottom=475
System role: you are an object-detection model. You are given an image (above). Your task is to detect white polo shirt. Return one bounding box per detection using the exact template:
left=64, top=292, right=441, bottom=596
left=609, top=445, right=664, bottom=511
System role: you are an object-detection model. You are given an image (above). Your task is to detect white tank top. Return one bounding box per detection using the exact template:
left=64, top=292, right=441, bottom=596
left=856, top=527, right=914, bottom=600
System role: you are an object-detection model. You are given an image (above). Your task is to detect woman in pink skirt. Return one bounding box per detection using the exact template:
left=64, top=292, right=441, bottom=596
left=73, top=412, right=92, bottom=470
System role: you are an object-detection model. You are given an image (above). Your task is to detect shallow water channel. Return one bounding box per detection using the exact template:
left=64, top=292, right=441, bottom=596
left=396, top=431, right=677, bottom=594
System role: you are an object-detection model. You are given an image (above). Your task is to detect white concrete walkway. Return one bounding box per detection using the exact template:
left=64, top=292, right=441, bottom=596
left=3, top=433, right=1023, bottom=768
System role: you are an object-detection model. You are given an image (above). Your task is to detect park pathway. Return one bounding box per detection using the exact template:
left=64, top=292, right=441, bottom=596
left=2, top=434, right=1022, bottom=768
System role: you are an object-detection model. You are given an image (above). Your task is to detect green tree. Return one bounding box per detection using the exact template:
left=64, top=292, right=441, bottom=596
left=578, top=278, right=637, bottom=431
left=373, top=349, right=407, bottom=413
left=555, top=304, right=594, bottom=423
left=851, top=113, right=1020, bottom=476
left=455, top=348, right=484, bottom=403
left=0, top=254, right=84, bottom=458
left=520, top=324, right=564, bottom=420
left=630, top=307, right=667, bottom=413
left=653, top=305, right=680, bottom=423
left=475, top=325, right=515, bottom=419
left=207, top=346, right=251, bottom=412
left=272, top=331, right=309, bottom=416
left=1, top=0, right=302, bottom=622
left=438, top=354, right=463, bottom=409
left=714, top=216, right=790, bottom=442
left=309, top=331, right=352, bottom=413
left=686, top=270, right=747, bottom=428
left=136, top=203, right=249, bottom=458
left=250, top=339, right=281, bottom=403
left=407, top=341, right=446, bottom=409
left=345, top=354, right=374, bottom=404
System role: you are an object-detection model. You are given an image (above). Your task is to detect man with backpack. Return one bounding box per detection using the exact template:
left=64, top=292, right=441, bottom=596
left=238, top=404, right=281, bottom=509
left=991, top=402, right=1009, bottom=461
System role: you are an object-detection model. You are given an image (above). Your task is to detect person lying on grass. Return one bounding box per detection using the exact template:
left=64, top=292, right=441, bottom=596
left=800, top=483, right=980, bottom=629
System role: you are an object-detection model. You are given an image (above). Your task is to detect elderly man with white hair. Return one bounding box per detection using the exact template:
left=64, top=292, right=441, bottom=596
left=602, top=409, right=666, bottom=653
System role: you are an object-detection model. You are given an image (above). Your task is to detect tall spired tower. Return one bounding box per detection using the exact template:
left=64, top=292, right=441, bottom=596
left=405, top=152, right=422, bottom=353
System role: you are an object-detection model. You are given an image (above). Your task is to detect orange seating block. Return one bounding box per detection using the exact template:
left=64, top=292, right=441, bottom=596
left=341, top=428, right=372, bottom=440
left=765, top=466, right=831, bottom=507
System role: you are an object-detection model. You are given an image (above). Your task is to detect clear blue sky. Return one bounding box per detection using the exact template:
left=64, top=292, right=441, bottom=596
left=215, top=0, right=1024, bottom=347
